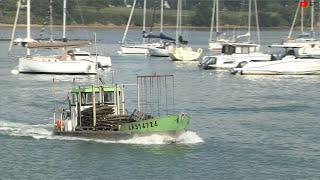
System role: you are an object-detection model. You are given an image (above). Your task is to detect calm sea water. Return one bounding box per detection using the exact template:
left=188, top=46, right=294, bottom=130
left=0, top=28, right=319, bottom=179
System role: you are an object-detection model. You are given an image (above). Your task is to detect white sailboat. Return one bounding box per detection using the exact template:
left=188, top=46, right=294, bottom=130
left=199, top=0, right=270, bottom=69
left=282, top=0, right=319, bottom=48
left=168, top=0, right=203, bottom=61
left=148, top=0, right=175, bottom=57
left=10, top=0, right=109, bottom=74
left=208, top=0, right=233, bottom=51
left=230, top=45, right=320, bottom=75
left=119, top=0, right=162, bottom=55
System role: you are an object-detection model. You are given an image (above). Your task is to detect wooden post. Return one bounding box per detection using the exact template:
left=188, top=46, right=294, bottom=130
left=53, top=112, right=56, bottom=127
left=78, top=86, right=82, bottom=127
left=92, top=85, right=96, bottom=128
left=121, top=85, right=125, bottom=115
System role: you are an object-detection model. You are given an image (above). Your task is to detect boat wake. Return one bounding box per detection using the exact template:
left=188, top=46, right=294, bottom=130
left=0, top=120, right=203, bottom=145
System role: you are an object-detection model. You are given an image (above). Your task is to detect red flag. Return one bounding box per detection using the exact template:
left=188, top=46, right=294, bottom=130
left=299, top=0, right=309, bottom=8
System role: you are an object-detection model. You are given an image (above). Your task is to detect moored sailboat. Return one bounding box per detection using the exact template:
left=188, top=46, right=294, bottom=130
left=10, top=0, right=98, bottom=74
left=208, top=0, right=234, bottom=51
left=119, top=0, right=163, bottom=55
left=148, top=0, right=176, bottom=57
left=199, top=0, right=270, bottom=69
left=169, top=0, right=203, bottom=61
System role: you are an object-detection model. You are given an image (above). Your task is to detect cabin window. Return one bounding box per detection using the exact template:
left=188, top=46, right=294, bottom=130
left=223, top=45, right=235, bottom=55
left=104, top=92, right=114, bottom=103
left=242, top=47, right=249, bottom=54
left=235, top=47, right=242, bottom=53
left=249, top=47, right=255, bottom=53
left=71, top=93, right=77, bottom=105
left=80, top=92, right=100, bottom=105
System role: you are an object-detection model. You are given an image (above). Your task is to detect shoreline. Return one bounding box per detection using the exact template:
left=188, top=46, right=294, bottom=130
left=0, top=23, right=291, bottom=30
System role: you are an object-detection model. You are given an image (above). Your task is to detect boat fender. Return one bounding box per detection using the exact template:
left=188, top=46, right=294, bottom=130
left=230, top=68, right=238, bottom=75
left=236, top=61, right=247, bottom=68
left=55, top=119, right=64, bottom=130
left=178, top=113, right=185, bottom=123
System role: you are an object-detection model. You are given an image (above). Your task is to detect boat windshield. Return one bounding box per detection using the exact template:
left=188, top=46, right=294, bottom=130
left=70, top=91, right=115, bottom=106
left=222, top=45, right=235, bottom=54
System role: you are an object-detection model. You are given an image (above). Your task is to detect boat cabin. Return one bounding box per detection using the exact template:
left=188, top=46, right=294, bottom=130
left=222, top=43, right=258, bottom=55
left=70, top=84, right=125, bottom=116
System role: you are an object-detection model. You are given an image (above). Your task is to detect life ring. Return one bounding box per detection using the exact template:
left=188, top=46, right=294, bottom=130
left=55, top=119, right=64, bottom=130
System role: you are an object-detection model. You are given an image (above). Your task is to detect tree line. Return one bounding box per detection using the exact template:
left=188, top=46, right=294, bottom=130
left=0, top=0, right=312, bottom=27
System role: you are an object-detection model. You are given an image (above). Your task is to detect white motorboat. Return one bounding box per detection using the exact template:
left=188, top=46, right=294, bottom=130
left=199, top=43, right=271, bottom=70
left=169, top=0, right=203, bottom=61
left=231, top=56, right=320, bottom=75
left=231, top=46, right=320, bottom=75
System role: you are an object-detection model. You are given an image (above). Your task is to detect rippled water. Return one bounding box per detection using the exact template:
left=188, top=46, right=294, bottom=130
left=0, top=28, right=319, bottom=179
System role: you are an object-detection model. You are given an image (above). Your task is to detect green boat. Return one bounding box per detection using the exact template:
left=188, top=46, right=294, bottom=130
left=53, top=75, right=190, bottom=140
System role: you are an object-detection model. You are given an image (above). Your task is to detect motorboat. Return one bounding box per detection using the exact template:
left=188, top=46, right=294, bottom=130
left=199, top=43, right=271, bottom=70
left=231, top=46, right=320, bottom=75
left=53, top=75, right=191, bottom=140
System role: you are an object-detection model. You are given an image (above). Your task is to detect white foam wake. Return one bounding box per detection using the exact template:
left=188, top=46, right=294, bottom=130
left=0, top=120, right=203, bottom=145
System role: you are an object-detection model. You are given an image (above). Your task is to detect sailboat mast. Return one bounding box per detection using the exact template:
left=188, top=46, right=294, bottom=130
left=63, top=0, right=67, bottom=40
left=9, top=0, right=21, bottom=52
left=175, top=0, right=180, bottom=44
left=122, top=0, right=137, bottom=43
left=254, top=0, right=260, bottom=44
left=160, top=0, right=164, bottom=33
left=311, top=1, right=314, bottom=32
left=209, top=0, right=216, bottom=42
left=288, top=0, right=301, bottom=39
left=27, top=0, right=31, bottom=56
left=143, top=0, right=147, bottom=43
left=248, top=0, right=252, bottom=43
left=49, top=0, right=53, bottom=41
left=216, top=0, right=219, bottom=36
left=301, top=4, right=304, bottom=33
left=179, top=0, right=182, bottom=36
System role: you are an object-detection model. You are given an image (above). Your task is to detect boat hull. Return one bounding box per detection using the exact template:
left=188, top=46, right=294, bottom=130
left=232, top=57, right=320, bottom=75
left=206, top=53, right=271, bottom=70
left=208, top=42, right=223, bottom=51
left=18, top=56, right=97, bottom=74
left=53, top=130, right=185, bottom=141
left=120, top=43, right=162, bottom=55
left=54, top=113, right=190, bottom=140
left=148, top=47, right=170, bottom=57
left=169, top=47, right=203, bottom=61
